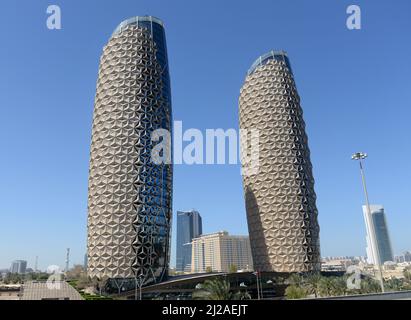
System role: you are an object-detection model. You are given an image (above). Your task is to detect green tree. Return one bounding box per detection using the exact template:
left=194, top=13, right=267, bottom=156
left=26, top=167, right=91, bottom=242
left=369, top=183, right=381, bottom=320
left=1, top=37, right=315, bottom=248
left=303, top=272, right=322, bottom=298
left=34, top=273, right=50, bottom=281
left=287, top=273, right=303, bottom=287
left=404, top=270, right=411, bottom=282
left=318, top=276, right=347, bottom=297
left=274, top=276, right=286, bottom=285
left=318, top=277, right=334, bottom=297
left=205, top=266, right=213, bottom=273
left=76, top=274, right=93, bottom=290
left=4, top=273, right=23, bottom=284
left=228, top=265, right=238, bottom=273
left=360, top=277, right=381, bottom=294
left=92, top=276, right=109, bottom=295
left=233, top=290, right=251, bottom=300
left=330, top=276, right=348, bottom=296
left=385, top=278, right=402, bottom=292
left=66, top=264, right=85, bottom=280
left=285, top=285, right=307, bottom=299
left=192, top=278, right=233, bottom=300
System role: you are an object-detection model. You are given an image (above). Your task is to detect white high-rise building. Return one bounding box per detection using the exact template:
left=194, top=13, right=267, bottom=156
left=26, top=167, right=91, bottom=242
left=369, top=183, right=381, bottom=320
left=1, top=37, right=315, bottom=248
left=362, top=205, right=394, bottom=265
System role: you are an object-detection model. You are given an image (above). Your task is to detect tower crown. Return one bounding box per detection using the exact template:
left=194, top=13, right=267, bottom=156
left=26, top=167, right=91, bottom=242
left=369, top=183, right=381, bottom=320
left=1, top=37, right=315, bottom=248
left=112, top=16, right=164, bottom=36
left=247, top=50, right=292, bottom=76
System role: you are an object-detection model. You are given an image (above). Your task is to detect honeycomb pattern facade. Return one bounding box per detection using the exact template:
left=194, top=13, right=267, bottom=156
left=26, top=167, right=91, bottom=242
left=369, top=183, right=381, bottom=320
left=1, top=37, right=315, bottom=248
left=87, top=23, right=172, bottom=285
left=239, top=56, right=321, bottom=272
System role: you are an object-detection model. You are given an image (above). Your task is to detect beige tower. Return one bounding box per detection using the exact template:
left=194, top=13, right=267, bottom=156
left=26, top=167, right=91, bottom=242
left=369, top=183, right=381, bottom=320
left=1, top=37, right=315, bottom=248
left=191, top=231, right=253, bottom=273
left=87, top=16, right=172, bottom=287
left=239, top=51, right=320, bottom=272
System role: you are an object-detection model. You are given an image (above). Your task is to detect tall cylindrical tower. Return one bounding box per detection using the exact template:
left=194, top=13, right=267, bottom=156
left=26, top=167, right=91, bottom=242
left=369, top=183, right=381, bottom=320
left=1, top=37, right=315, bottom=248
left=87, top=16, right=172, bottom=287
left=239, top=51, right=320, bottom=272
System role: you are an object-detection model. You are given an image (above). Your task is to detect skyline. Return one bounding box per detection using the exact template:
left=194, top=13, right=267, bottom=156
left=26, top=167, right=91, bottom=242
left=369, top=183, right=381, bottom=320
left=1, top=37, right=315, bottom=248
left=1, top=0, right=411, bottom=270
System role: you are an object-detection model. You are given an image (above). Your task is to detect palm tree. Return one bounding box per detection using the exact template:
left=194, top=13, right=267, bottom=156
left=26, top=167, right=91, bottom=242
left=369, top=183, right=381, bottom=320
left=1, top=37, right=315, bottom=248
left=330, top=276, right=347, bottom=296
left=303, top=272, right=322, bottom=298
left=287, top=273, right=303, bottom=287
left=192, top=278, right=233, bottom=300
left=404, top=270, right=411, bottom=282
left=360, top=277, right=381, bottom=294
left=385, top=277, right=402, bottom=292
left=233, top=290, right=252, bottom=300
left=285, top=285, right=307, bottom=299
left=91, top=276, right=108, bottom=295
left=274, top=276, right=286, bottom=285
left=318, top=277, right=334, bottom=297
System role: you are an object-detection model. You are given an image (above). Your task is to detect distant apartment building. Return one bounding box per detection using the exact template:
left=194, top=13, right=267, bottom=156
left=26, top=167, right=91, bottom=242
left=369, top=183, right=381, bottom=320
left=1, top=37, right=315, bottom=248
left=176, top=210, right=202, bottom=272
left=10, top=260, right=27, bottom=274
left=395, top=251, right=411, bottom=263
left=191, top=231, right=253, bottom=273
left=0, top=269, right=9, bottom=278
left=362, top=205, right=394, bottom=265
left=321, top=256, right=360, bottom=272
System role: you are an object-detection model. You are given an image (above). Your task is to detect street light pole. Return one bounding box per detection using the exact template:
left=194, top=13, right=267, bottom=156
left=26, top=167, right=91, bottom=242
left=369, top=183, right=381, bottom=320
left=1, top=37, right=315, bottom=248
left=253, top=271, right=260, bottom=300
left=134, top=274, right=144, bottom=300
left=352, top=152, right=385, bottom=293
left=259, top=274, right=264, bottom=299
left=139, top=275, right=143, bottom=300
left=134, top=276, right=138, bottom=301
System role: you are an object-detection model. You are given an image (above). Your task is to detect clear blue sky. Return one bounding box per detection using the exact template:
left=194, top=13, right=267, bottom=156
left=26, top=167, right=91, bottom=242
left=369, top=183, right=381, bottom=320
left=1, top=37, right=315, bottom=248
left=0, top=0, right=410, bottom=270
